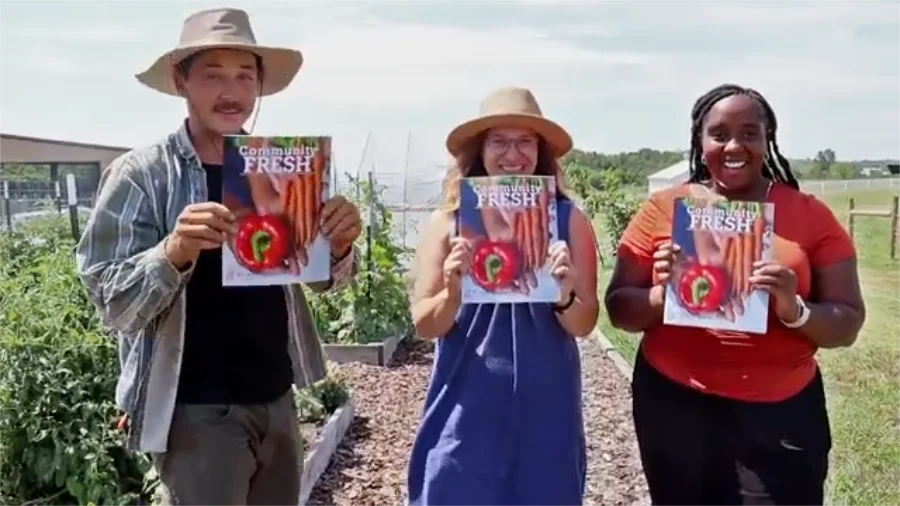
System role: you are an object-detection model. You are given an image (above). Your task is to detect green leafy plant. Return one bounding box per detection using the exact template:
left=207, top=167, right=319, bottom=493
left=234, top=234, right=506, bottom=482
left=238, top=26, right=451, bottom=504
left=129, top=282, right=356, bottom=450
left=564, top=163, right=603, bottom=218
left=308, top=174, right=412, bottom=344
left=565, top=165, right=643, bottom=259
left=0, top=216, right=153, bottom=505
left=594, top=170, right=643, bottom=258
left=294, top=375, right=350, bottom=425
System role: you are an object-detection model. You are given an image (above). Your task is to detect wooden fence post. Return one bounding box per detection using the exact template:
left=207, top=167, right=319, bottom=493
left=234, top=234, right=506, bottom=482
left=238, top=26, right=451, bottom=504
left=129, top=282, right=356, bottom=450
left=55, top=181, right=63, bottom=215
left=891, top=196, right=898, bottom=260
left=847, top=195, right=898, bottom=259
left=3, top=181, right=11, bottom=231
left=66, top=173, right=80, bottom=241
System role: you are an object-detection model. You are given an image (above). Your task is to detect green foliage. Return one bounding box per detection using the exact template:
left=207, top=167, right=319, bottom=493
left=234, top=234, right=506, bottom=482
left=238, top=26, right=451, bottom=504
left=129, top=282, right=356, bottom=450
left=0, top=163, right=100, bottom=185
left=830, top=162, right=862, bottom=180
left=1, top=217, right=75, bottom=275
left=308, top=175, right=412, bottom=344
left=592, top=171, right=643, bottom=258
left=294, top=374, right=351, bottom=425
left=795, top=149, right=897, bottom=180
left=1, top=164, right=51, bottom=183
left=564, top=145, right=897, bottom=183
left=565, top=146, right=900, bottom=183
left=564, top=163, right=603, bottom=216
left=0, top=216, right=153, bottom=506
left=565, top=164, right=643, bottom=259
left=562, top=147, right=684, bottom=187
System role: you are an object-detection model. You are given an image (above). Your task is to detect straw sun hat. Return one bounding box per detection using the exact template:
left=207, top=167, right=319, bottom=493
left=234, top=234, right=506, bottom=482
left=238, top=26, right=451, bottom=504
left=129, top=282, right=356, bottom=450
left=136, top=8, right=303, bottom=97
left=446, top=87, right=573, bottom=158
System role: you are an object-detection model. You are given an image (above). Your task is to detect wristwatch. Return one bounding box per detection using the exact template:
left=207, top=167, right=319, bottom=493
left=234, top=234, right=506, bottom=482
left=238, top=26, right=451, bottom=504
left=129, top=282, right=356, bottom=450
left=780, top=295, right=811, bottom=329
left=554, top=291, right=576, bottom=314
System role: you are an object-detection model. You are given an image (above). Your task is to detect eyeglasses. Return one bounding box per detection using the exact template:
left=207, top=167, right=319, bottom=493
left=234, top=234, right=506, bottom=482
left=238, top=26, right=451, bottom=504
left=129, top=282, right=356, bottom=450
left=485, top=136, right=538, bottom=154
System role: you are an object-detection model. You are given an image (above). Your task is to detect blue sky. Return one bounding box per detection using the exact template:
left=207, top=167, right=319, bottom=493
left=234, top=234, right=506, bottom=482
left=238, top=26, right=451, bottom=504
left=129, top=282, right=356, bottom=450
left=1, top=0, right=898, bottom=181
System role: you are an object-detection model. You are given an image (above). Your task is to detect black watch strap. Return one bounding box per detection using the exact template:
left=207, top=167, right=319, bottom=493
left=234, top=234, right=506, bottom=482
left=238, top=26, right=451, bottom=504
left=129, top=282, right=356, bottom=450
left=554, top=291, right=576, bottom=313
left=331, top=247, right=352, bottom=263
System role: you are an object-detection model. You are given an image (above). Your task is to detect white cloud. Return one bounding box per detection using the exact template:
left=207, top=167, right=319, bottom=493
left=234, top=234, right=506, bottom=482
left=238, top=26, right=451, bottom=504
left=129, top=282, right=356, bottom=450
left=305, top=24, right=634, bottom=66
left=19, top=45, right=88, bottom=75
left=513, top=0, right=604, bottom=5
left=0, top=0, right=896, bottom=161
left=719, top=56, right=896, bottom=100
left=279, top=21, right=654, bottom=107
left=546, top=0, right=895, bottom=67
left=592, top=0, right=898, bottom=31
left=12, top=24, right=146, bottom=43
left=697, top=0, right=899, bottom=26
left=558, top=22, right=621, bottom=38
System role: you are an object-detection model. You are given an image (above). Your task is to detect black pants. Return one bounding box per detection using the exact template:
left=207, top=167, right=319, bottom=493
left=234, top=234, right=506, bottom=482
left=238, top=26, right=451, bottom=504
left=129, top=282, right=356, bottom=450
left=631, top=350, right=832, bottom=506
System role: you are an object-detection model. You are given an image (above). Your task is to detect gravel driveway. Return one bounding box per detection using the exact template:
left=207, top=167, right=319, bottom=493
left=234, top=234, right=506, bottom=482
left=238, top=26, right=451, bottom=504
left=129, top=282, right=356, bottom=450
left=309, top=336, right=649, bottom=506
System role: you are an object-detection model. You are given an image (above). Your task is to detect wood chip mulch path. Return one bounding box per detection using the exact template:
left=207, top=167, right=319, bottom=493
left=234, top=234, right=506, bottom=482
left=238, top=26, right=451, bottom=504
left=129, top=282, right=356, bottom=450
left=308, top=336, right=649, bottom=506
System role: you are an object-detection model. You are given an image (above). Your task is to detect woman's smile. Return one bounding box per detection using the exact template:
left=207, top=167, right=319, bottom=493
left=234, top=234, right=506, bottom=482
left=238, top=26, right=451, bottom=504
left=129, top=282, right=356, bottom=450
left=499, top=164, right=527, bottom=173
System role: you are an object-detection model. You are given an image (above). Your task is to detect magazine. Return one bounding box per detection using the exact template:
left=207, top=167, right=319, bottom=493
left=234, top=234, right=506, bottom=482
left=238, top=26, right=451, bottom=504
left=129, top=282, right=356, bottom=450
left=663, top=197, right=775, bottom=334
left=457, top=175, right=560, bottom=304
left=221, top=135, right=331, bottom=287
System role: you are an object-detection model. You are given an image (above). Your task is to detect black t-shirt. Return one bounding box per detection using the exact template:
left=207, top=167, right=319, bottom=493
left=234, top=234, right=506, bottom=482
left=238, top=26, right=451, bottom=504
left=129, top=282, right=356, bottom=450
left=176, top=163, right=293, bottom=405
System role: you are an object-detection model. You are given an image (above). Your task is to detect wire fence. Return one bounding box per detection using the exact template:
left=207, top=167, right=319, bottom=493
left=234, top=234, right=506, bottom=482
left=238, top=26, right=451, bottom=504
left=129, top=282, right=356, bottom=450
left=0, top=180, right=94, bottom=235
left=798, top=177, right=900, bottom=195
left=332, top=169, right=445, bottom=252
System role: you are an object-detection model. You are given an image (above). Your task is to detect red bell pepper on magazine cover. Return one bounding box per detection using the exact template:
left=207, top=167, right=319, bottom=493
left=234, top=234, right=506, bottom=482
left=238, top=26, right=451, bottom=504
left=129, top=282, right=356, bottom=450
left=663, top=197, right=775, bottom=334
left=221, top=135, right=332, bottom=287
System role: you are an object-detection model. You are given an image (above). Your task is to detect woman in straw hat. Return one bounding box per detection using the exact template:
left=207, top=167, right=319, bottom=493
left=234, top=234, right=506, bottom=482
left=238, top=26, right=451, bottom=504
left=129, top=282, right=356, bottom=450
left=406, top=87, right=600, bottom=504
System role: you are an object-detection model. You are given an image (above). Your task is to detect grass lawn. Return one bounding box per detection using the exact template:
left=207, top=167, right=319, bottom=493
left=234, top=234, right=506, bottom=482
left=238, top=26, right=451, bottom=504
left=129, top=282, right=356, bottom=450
left=593, top=188, right=900, bottom=506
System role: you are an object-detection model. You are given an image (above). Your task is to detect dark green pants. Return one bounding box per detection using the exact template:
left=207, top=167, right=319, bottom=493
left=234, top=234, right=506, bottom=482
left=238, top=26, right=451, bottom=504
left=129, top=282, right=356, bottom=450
left=153, top=391, right=301, bottom=505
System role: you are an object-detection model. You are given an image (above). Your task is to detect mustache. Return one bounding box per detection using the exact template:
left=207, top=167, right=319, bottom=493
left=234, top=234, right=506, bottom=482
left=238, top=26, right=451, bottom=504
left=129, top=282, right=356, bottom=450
left=213, top=102, right=245, bottom=114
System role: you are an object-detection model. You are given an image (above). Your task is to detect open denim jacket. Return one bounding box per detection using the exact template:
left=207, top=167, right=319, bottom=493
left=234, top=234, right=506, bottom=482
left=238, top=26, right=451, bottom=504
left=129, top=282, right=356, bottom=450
left=75, top=122, right=356, bottom=453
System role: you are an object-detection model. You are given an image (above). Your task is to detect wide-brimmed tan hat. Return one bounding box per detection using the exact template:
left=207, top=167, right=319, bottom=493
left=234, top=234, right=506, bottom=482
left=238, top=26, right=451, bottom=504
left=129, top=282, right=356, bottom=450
left=446, top=86, right=573, bottom=158
left=136, top=8, right=303, bottom=97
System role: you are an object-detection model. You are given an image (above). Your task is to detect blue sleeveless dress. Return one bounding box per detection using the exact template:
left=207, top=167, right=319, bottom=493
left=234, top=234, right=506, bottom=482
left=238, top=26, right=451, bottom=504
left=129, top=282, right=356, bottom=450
left=407, top=198, right=586, bottom=505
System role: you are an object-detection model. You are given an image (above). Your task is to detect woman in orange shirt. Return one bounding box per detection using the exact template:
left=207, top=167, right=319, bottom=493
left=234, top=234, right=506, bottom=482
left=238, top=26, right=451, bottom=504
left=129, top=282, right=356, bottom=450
left=605, top=84, right=866, bottom=505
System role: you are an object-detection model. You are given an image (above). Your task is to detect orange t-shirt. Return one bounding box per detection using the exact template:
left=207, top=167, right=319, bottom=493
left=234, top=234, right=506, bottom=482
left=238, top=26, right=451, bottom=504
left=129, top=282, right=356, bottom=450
left=618, top=183, right=856, bottom=402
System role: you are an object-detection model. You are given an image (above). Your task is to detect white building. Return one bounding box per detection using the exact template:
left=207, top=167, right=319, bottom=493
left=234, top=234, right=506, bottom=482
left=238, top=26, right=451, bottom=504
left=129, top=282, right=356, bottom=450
left=647, top=159, right=690, bottom=196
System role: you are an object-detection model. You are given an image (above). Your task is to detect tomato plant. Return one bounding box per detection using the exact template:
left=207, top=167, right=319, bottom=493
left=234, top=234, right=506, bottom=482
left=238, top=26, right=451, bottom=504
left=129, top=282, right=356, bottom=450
left=0, top=216, right=154, bottom=505
left=307, top=175, right=412, bottom=345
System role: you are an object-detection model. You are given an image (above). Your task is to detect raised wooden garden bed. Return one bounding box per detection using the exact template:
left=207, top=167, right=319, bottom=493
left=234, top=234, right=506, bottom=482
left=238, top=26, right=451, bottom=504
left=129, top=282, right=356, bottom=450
left=322, top=332, right=407, bottom=366
left=298, top=397, right=355, bottom=506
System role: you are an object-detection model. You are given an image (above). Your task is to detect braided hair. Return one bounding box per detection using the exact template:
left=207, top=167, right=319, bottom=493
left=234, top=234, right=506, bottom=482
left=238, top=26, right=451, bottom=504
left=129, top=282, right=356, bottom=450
left=688, top=84, right=799, bottom=190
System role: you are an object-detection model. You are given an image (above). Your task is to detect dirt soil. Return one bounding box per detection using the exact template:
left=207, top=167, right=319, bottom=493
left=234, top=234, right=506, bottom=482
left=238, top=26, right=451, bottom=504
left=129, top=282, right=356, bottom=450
left=308, top=337, right=649, bottom=506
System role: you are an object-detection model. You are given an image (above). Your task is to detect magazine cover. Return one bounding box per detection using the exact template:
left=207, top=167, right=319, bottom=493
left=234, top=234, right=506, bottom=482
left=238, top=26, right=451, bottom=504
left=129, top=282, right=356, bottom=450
left=221, top=135, right=331, bottom=287
left=457, top=175, right=560, bottom=304
left=663, top=197, right=775, bottom=334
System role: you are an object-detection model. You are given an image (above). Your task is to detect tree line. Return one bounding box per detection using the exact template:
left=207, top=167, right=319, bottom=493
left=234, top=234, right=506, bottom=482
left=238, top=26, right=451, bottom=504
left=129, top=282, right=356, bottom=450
left=560, top=147, right=898, bottom=188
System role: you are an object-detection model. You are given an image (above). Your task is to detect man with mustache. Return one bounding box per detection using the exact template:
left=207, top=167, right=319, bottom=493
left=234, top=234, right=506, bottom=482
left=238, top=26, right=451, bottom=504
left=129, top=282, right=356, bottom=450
left=75, top=8, right=361, bottom=505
